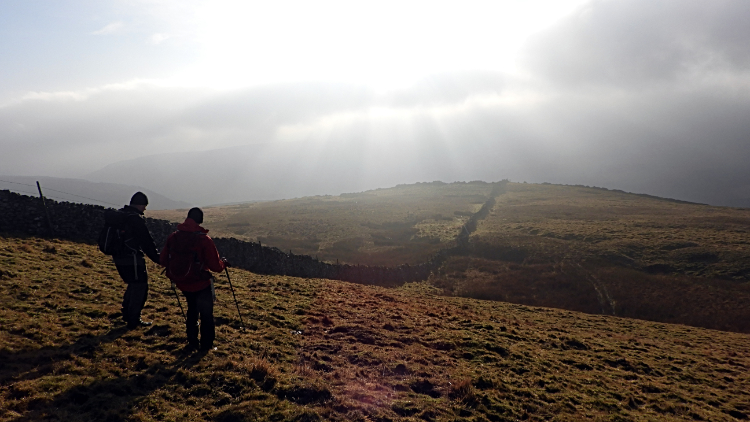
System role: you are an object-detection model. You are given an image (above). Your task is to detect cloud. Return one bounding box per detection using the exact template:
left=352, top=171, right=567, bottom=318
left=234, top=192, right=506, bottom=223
left=522, top=0, right=750, bottom=89
left=150, top=33, right=171, bottom=44
left=3, top=79, right=171, bottom=106
left=91, top=21, right=125, bottom=35
left=0, top=74, right=514, bottom=184
left=5, top=61, right=750, bottom=206
left=20, top=91, right=88, bottom=102
left=4, top=1, right=750, bottom=207
left=0, top=82, right=211, bottom=175
left=380, top=71, right=506, bottom=107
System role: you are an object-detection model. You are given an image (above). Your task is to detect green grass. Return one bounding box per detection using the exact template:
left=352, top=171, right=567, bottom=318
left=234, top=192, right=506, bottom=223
left=3, top=235, right=750, bottom=421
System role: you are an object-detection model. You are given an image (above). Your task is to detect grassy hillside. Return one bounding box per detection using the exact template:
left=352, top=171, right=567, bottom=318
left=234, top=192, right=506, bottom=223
left=148, top=181, right=496, bottom=266
left=430, top=183, right=750, bottom=333
left=476, top=183, right=750, bottom=279
left=3, top=235, right=750, bottom=421
left=153, top=181, right=750, bottom=333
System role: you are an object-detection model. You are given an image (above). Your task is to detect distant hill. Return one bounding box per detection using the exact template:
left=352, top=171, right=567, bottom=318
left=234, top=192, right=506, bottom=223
left=83, top=142, right=497, bottom=206
left=0, top=175, right=191, bottom=210
left=83, top=139, right=750, bottom=208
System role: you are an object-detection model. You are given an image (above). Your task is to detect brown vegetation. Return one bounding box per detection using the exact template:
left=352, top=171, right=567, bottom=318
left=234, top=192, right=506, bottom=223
left=3, top=235, right=750, bottom=421
left=148, top=181, right=495, bottom=266
left=475, top=183, right=750, bottom=280
left=430, top=183, right=750, bottom=333
left=155, top=181, right=750, bottom=333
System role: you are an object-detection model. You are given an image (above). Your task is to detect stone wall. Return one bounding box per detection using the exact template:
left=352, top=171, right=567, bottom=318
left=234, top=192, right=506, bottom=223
left=0, top=190, right=441, bottom=287
left=0, top=190, right=177, bottom=246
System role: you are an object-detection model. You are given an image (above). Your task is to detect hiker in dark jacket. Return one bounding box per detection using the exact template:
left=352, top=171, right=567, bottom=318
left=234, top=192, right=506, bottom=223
left=114, top=192, right=161, bottom=329
left=160, top=207, right=228, bottom=351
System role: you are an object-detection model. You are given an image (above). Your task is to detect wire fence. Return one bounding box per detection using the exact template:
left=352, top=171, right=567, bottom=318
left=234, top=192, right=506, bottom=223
left=0, top=179, right=120, bottom=207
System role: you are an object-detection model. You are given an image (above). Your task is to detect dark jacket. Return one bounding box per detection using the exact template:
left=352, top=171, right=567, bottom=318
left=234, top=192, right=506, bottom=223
left=113, top=205, right=160, bottom=266
left=160, top=218, right=226, bottom=292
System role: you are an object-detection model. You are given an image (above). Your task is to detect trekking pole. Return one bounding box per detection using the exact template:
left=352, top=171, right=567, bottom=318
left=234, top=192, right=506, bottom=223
left=162, top=268, right=186, bottom=321
left=224, top=267, right=245, bottom=330
left=171, top=282, right=187, bottom=322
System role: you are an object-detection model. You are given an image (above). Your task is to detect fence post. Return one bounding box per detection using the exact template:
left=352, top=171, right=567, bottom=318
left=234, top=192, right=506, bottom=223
left=36, top=181, right=54, bottom=236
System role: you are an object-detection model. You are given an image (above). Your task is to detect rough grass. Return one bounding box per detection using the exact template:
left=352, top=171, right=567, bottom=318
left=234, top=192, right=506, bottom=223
left=476, top=183, right=750, bottom=280
left=429, top=182, right=750, bottom=333
left=3, top=235, right=750, bottom=421
left=155, top=180, right=750, bottom=332
left=147, top=181, right=495, bottom=266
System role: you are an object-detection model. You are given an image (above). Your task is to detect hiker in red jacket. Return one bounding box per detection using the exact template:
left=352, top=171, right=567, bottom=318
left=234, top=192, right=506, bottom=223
left=160, top=207, right=228, bottom=352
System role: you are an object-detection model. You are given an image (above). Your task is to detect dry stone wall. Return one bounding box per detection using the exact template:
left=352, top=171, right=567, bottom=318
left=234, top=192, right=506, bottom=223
left=0, top=190, right=177, bottom=246
left=0, top=190, right=439, bottom=287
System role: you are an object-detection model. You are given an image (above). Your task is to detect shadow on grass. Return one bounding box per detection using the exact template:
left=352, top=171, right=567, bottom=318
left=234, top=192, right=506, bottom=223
left=0, top=324, right=132, bottom=385
left=6, top=340, right=209, bottom=422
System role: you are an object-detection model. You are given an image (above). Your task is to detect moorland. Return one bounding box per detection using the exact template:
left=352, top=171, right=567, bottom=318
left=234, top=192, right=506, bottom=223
left=151, top=181, right=750, bottom=333
left=434, top=183, right=750, bottom=333
left=149, top=181, right=497, bottom=266
left=2, top=236, right=750, bottom=421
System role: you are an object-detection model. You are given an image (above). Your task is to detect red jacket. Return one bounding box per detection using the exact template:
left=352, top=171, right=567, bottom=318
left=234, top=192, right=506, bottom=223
left=160, top=218, right=226, bottom=292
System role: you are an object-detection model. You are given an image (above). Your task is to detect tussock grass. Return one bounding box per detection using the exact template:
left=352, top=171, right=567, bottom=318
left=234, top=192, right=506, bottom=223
left=3, top=234, right=750, bottom=421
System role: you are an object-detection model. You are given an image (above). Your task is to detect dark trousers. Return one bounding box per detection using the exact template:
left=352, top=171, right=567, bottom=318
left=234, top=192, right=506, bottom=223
left=184, top=286, right=214, bottom=349
left=115, top=261, right=149, bottom=327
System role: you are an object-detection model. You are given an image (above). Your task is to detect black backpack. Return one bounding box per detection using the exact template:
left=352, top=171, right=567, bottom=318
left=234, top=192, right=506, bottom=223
left=98, top=210, right=133, bottom=256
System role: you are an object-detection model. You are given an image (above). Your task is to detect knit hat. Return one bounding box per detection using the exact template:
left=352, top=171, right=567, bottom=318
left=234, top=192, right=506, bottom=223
left=130, top=191, right=149, bottom=206
left=187, top=207, right=204, bottom=224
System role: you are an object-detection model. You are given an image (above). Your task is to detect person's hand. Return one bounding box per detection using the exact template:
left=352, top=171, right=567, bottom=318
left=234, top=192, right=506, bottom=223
left=221, top=257, right=231, bottom=267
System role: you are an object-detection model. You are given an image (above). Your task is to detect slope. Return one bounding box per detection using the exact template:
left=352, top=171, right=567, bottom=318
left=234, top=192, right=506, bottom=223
left=152, top=180, right=750, bottom=333
left=148, top=181, right=497, bottom=266
left=433, top=182, right=750, bottom=333
left=2, top=235, right=750, bottom=421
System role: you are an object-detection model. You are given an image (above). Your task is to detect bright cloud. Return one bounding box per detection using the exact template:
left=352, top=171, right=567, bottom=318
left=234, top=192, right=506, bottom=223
left=20, top=91, right=88, bottom=102
left=170, top=0, right=592, bottom=89
left=150, top=33, right=171, bottom=44
left=91, top=21, right=125, bottom=35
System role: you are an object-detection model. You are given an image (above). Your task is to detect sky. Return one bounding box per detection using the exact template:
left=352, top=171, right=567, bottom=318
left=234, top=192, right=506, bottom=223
left=2, top=0, right=750, bottom=206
